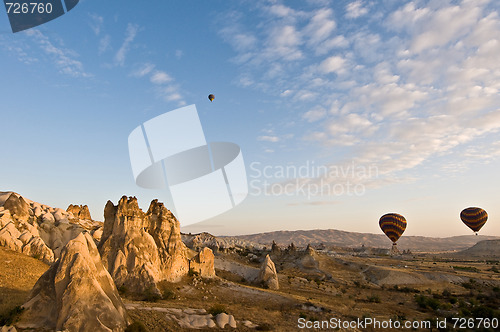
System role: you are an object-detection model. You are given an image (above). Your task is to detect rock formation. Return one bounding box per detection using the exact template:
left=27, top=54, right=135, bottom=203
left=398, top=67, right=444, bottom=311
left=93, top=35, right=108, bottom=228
left=3, top=194, right=30, bottom=221
left=17, top=232, right=128, bottom=331
left=182, top=232, right=220, bottom=252
left=271, top=240, right=281, bottom=254
left=189, top=247, right=215, bottom=277
left=67, top=204, right=92, bottom=220
left=99, top=196, right=215, bottom=296
left=301, top=244, right=319, bottom=269
left=257, top=254, right=279, bottom=290
left=0, top=191, right=103, bottom=263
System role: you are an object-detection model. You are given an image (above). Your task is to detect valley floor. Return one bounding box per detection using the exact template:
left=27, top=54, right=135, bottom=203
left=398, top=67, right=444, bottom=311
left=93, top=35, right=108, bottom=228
left=2, top=246, right=500, bottom=331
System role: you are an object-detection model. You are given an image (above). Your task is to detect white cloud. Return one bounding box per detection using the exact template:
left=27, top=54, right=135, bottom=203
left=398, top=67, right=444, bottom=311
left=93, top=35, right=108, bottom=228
left=132, top=63, right=155, bottom=77
left=327, top=113, right=374, bottom=136
left=24, top=30, right=90, bottom=78
left=268, top=4, right=297, bottom=18
left=315, top=35, right=349, bottom=55
left=89, top=14, right=104, bottom=35
left=345, top=1, right=368, bottom=19
left=258, top=136, right=280, bottom=142
left=98, top=35, right=111, bottom=54
left=388, top=2, right=430, bottom=30
left=150, top=71, right=172, bottom=84
left=218, top=0, right=500, bottom=186
left=219, top=25, right=257, bottom=52
left=132, top=63, right=184, bottom=105
left=115, top=23, right=139, bottom=66
left=304, top=8, right=336, bottom=47
left=410, top=5, right=481, bottom=53
left=319, top=56, right=346, bottom=74
left=303, top=107, right=327, bottom=122
left=265, top=25, right=302, bottom=61
left=157, top=85, right=184, bottom=104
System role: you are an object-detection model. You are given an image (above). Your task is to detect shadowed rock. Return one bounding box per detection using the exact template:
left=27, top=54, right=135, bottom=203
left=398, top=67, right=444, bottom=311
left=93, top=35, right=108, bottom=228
left=257, top=254, right=279, bottom=290
left=17, top=232, right=128, bottom=331
left=4, top=194, right=30, bottom=221
left=99, top=196, right=215, bottom=296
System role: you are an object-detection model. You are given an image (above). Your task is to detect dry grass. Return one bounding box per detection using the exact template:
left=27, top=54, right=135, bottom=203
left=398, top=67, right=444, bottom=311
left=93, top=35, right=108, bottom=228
left=0, top=247, right=49, bottom=317
left=2, top=244, right=499, bottom=331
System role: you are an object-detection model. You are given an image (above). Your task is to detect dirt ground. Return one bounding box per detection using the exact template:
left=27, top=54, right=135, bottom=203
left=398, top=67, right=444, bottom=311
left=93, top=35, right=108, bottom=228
left=1, top=246, right=499, bottom=331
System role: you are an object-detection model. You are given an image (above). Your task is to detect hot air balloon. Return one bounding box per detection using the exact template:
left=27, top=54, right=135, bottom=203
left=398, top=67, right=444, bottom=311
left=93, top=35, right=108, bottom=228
left=208, top=94, right=215, bottom=102
left=379, top=213, right=407, bottom=254
left=460, top=207, right=487, bottom=235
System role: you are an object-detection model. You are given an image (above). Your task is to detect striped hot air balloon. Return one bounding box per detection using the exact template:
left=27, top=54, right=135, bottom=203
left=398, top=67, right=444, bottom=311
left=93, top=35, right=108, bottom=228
left=460, top=207, right=488, bottom=234
left=379, top=213, right=407, bottom=244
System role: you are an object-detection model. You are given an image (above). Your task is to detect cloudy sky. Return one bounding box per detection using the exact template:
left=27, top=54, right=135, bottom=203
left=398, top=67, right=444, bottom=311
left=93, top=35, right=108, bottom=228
left=1, top=0, right=499, bottom=238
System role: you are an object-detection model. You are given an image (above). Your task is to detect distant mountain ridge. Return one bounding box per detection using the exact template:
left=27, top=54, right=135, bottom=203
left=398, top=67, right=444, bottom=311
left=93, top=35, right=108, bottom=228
left=226, top=229, right=500, bottom=252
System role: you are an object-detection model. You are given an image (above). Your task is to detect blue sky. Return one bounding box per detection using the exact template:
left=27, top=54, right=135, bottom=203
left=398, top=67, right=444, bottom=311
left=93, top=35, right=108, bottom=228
left=1, top=0, right=499, bottom=238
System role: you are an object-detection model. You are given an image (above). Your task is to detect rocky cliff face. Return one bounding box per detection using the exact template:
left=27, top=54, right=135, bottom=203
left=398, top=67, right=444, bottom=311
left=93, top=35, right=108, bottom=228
left=67, top=204, right=92, bottom=220
left=0, top=192, right=103, bottom=263
left=17, top=232, right=129, bottom=331
left=99, top=196, right=214, bottom=296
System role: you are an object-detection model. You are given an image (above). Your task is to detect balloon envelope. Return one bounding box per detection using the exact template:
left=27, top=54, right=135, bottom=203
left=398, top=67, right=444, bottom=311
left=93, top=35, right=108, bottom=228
left=379, top=213, right=407, bottom=243
left=208, top=94, right=215, bottom=102
left=460, top=207, right=487, bottom=233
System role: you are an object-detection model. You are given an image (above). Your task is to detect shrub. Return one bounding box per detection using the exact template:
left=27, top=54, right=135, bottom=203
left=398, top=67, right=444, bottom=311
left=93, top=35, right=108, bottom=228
left=453, top=266, right=479, bottom=272
left=471, top=305, right=496, bottom=319
left=208, top=304, right=227, bottom=316
left=117, top=285, right=128, bottom=295
left=125, top=321, right=148, bottom=332
left=367, top=295, right=381, bottom=303
left=0, top=306, right=24, bottom=326
left=415, top=295, right=440, bottom=311
left=188, top=268, right=199, bottom=277
left=256, top=323, right=274, bottom=331
left=488, top=266, right=499, bottom=273
left=461, top=280, right=477, bottom=290
left=143, top=287, right=161, bottom=302
left=162, top=289, right=176, bottom=300
left=396, top=286, right=419, bottom=293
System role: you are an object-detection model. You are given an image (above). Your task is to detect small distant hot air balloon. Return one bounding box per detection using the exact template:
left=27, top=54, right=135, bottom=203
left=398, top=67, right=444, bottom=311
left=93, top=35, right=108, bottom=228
left=379, top=213, right=407, bottom=254
left=208, top=94, right=215, bottom=102
left=460, top=207, right=487, bottom=235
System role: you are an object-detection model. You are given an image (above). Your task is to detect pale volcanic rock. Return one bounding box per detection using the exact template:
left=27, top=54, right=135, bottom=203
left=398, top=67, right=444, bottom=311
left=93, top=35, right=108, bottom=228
left=0, top=222, right=23, bottom=251
left=0, top=326, right=17, bottom=332
left=0, top=209, right=12, bottom=228
left=189, top=247, right=215, bottom=277
left=99, top=196, right=214, bottom=296
left=67, top=204, right=92, bottom=220
left=17, top=232, right=128, bottom=332
left=40, top=212, right=55, bottom=224
left=21, top=236, right=54, bottom=264
left=3, top=194, right=30, bottom=221
left=257, top=254, right=279, bottom=290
